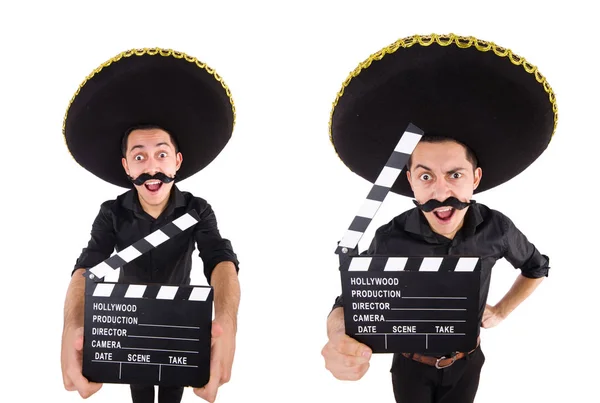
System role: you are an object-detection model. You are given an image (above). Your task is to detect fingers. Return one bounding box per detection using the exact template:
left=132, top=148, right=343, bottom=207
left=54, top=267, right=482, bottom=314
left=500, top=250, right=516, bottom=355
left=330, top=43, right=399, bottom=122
left=62, top=326, right=103, bottom=398
left=193, top=366, right=221, bottom=403
left=219, top=366, right=231, bottom=386
left=194, top=324, right=224, bottom=402
left=335, top=334, right=372, bottom=359
left=321, top=334, right=372, bottom=381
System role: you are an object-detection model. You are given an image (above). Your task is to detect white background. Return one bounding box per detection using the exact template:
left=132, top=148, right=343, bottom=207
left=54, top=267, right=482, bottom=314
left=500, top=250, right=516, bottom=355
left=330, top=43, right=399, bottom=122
left=1, top=1, right=597, bottom=402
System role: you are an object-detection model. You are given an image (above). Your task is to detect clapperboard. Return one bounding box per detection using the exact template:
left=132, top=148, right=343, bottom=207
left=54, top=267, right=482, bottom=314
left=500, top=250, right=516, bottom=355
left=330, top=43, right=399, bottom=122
left=82, top=210, right=213, bottom=388
left=335, top=123, right=481, bottom=354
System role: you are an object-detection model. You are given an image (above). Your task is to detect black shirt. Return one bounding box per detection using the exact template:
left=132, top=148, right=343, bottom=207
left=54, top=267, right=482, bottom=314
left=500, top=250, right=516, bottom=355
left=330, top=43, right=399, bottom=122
left=73, top=185, right=239, bottom=285
left=332, top=202, right=549, bottom=350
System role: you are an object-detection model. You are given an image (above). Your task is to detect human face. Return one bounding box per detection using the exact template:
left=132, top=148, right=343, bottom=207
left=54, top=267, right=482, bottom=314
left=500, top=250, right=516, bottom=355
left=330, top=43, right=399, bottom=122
left=121, top=128, right=182, bottom=212
left=406, top=141, right=482, bottom=239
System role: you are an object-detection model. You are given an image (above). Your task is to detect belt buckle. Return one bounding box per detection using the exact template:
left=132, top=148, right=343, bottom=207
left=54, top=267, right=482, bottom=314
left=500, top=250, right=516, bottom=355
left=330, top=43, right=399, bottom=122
left=435, top=353, right=457, bottom=369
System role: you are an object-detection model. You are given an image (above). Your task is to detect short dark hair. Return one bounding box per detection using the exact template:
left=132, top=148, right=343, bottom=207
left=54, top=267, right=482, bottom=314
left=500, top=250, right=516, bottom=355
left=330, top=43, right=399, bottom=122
left=407, top=135, right=478, bottom=171
left=121, top=124, right=179, bottom=157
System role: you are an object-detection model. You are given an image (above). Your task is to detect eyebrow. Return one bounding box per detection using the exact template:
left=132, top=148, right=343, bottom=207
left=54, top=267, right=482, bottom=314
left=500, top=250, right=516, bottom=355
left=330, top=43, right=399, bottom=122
left=413, top=164, right=468, bottom=174
left=129, top=142, right=172, bottom=153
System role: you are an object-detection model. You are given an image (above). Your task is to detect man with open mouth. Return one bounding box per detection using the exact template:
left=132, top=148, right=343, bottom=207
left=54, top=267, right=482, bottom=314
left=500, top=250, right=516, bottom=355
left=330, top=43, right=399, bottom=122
left=321, top=33, right=557, bottom=403
left=59, top=48, right=241, bottom=403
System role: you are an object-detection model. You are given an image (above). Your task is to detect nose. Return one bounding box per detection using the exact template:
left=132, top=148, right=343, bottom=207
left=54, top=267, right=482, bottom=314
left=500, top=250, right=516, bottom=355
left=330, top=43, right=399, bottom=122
left=432, top=178, right=452, bottom=200
left=145, top=157, right=161, bottom=174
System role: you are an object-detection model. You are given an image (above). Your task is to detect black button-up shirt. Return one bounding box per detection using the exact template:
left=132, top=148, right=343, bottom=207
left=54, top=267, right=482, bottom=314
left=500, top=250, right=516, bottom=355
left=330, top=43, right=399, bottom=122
left=333, top=202, right=549, bottom=352
left=73, top=185, right=239, bottom=285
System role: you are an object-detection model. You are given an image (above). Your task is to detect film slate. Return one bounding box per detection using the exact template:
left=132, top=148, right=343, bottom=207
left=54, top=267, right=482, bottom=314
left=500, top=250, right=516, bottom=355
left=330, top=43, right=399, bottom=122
left=81, top=210, right=213, bottom=388
left=339, top=256, right=480, bottom=354
left=335, top=123, right=481, bottom=354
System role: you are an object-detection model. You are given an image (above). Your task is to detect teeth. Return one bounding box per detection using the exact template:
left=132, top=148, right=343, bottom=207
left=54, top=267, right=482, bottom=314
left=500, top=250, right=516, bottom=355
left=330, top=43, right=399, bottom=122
left=145, top=180, right=161, bottom=185
left=435, top=207, right=452, bottom=212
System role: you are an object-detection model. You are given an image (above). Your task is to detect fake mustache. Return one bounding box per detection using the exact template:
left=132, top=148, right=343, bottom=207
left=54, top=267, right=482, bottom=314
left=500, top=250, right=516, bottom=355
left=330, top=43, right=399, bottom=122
left=413, top=197, right=475, bottom=213
left=129, top=172, right=175, bottom=186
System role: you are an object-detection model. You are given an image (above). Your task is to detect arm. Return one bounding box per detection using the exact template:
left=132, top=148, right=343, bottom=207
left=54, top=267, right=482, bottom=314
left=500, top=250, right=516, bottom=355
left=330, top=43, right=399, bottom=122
left=321, top=231, right=387, bottom=380
left=211, top=261, right=240, bottom=334
left=63, top=269, right=86, bottom=336
left=321, top=306, right=372, bottom=380
left=61, top=204, right=115, bottom=398
left=483, top=215, right=549, bottom=328
left=192, top=203, right=240, bottom=402
left=482, top=274, right=544, bottom=328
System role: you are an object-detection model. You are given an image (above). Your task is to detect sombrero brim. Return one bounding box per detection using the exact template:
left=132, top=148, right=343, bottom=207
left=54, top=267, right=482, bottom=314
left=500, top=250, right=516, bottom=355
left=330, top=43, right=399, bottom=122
left=329, top=33, right=558, bottom=197
left=63, top=48, right=235, bottom=188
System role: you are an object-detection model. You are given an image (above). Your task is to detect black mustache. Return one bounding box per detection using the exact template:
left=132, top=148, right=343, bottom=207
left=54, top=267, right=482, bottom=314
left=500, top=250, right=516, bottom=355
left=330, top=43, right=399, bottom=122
left=413, top=197, right=475, bottom=213
left=129, top=172, right=175, bottom=186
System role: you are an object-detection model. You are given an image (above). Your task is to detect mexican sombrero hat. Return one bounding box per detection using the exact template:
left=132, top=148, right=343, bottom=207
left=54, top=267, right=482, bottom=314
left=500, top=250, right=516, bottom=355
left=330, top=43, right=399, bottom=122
left=63, top=48, right=235, bottom=188
left=329, top=33, right=558, bottom=197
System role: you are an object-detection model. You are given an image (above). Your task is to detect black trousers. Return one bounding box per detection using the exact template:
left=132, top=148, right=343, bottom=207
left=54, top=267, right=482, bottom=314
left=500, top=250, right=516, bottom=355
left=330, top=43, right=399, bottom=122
left=130, top=384, right=184, bottom=403
left=390, top=346, right=485, bottom=403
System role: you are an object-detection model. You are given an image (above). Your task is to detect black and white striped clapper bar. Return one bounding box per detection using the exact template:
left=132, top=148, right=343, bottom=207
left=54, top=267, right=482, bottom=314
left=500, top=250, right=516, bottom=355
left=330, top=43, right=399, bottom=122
left=335, top=123, right=481, bottom=354
left=81, top=209, right=213, bottom=388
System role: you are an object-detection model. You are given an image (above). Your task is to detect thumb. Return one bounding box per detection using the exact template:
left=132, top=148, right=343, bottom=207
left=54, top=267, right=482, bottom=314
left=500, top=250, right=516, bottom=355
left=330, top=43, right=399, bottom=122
left=211, top=321, right=224, bottom=344
left=74, top=327, right=84, bottom=351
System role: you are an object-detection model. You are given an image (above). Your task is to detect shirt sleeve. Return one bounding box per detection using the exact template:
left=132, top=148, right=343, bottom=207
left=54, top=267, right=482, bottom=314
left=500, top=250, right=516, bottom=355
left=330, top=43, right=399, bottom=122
left=193, top=202, right=239, bottom=283
left=72, top=202, right=117, bottom=276
left=502, top=214, right=550, bottom=278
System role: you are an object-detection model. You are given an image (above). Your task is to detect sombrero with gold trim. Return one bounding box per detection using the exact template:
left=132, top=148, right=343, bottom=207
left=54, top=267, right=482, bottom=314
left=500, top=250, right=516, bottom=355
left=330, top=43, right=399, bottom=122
left=329, top=33, right=558, bottom=197
left=63, top=48, right=235, bottom=188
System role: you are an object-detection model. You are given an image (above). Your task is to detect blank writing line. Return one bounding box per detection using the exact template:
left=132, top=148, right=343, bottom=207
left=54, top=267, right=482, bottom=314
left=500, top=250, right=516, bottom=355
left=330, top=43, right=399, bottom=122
left=121, top=347, right=198, bottom=354
left=91, top=360, right=198, bottom=368
left=402, top=297, right=467, bottom=300
left=139, top=323, right=200, bottom=330
left=358, top=333, right=466, bottom=336
left=391, top=308, right=466, bottom=311
left=128, top=335, right=199, bottom=341
left=386, top=320, right=466, bottom=323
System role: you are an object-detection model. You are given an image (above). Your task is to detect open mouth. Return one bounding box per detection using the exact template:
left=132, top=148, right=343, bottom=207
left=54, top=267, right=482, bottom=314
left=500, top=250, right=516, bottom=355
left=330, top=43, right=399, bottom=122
left=433, top=207, right=455, bottom=223
left=144, top=180, right=163, bottom=193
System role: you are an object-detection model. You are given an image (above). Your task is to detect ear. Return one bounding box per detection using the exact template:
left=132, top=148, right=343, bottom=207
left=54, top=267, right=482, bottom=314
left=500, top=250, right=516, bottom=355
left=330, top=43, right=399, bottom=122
left=121, top=157, right=129, bottom=176
left=473, top=167, right=482, bottom=190
left=175, top=152, right=183, bottom=171
left=406, top=170, right=415, bottom=192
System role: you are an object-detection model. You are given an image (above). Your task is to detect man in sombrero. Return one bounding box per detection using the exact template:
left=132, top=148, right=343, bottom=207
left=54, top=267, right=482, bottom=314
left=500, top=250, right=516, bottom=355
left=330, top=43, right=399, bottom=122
left=321, top=34, right=556, bottom=402
left=59, top=49, right=241, bottom=403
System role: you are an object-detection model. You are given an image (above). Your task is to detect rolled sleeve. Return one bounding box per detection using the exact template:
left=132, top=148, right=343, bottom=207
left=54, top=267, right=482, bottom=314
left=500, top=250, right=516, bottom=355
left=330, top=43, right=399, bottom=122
left=73, top=202, right=116, bottom=276
left=193, top=202, right=239, bottom=282
left=502, top=215, right=550, bottom=278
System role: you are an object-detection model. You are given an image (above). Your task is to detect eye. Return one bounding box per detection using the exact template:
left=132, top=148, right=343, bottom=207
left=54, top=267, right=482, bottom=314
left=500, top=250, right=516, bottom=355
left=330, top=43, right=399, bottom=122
left=159, top=152, right=167, bottom=158
left=419, top=173, right=432, bottom=181
left=134, top=155, right=144, bottom=161
left=451, top=172, right=462, bottom=179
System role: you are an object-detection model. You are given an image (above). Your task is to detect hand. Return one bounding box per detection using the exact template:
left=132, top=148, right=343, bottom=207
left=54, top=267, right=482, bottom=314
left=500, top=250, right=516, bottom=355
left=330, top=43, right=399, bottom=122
left=61, top=326, right=103, bottom=398
left=321, top=331, right=372, bottom=381
left=481, top=304, right=505, bottom=329
left=193, top=319, right=235, bottom=402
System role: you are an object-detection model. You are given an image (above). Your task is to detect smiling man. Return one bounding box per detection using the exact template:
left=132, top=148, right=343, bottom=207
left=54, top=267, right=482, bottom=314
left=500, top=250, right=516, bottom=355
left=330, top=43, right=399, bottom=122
left=60, top=49, right=240, bottom=403
left=321, top=34, right=558, bottom=403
